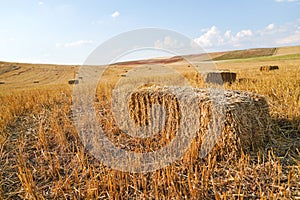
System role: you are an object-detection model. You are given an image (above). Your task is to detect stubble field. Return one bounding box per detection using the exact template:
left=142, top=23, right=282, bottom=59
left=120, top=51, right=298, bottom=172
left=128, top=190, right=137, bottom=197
left=0, top=46, right=300, bottom=199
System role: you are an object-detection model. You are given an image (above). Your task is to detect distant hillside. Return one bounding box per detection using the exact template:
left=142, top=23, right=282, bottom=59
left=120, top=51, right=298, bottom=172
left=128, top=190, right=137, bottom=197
left=274, top=46, right=300, bottom=56
left=212, top=48, right=277, bottom=61
left=113, top=56, right=183, bottom=65
left=1, top=45, right=300, bottom=67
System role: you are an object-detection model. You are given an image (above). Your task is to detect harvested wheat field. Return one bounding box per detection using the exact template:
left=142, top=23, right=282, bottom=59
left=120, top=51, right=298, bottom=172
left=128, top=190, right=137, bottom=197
left=0, top=46, right=300, bottom=199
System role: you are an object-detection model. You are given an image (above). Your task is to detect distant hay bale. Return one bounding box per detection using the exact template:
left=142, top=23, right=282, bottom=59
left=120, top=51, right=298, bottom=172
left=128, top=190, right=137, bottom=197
left=128, top=86, right=270, bottom=155
left=206, top=72, right=236, bottom=84
left=68, top=79, right=79, bottom=85
left=0, top=81, right=5, bottom=84
left=33, top=81, right=39, bottom=84
left=238, top=78, right=257, bottom=84
left=260, top=65, right=279, bottom=72
left=121, top=74, right=127, bottom=77
left=12, top=65, right=20, bottom=70
left=78, top=76, right=83, bottom=80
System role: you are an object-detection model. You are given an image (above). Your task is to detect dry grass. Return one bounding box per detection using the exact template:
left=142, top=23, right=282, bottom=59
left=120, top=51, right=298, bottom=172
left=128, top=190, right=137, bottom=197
left=0, top=56, right=299, bottom=199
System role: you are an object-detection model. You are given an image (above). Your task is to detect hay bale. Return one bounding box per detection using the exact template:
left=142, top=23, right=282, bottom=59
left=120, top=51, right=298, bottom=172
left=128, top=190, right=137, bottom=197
left=0, top=81, right=5, bottom=84
left=205, top=72, right=236, bottom=85
left=129, top=87, right=180, bottom=138
left=78, top=76, right=83, bottom=80
left=121, top=74, right=127, bottom=77
left=68, top=79, right=79, bottom=84
left=270, top=65, right=279, bottom=70
left=33, top=81, right=39, bottom=84
left=238, top=78, right=257, bottom=84
left=128, top=86, right=270, bottom=155
left=260, top=65, right=279, bottom=72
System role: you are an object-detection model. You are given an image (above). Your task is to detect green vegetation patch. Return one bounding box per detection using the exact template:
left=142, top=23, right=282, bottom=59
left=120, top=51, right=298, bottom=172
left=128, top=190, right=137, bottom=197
left=213, top=48, right=277, bottom=61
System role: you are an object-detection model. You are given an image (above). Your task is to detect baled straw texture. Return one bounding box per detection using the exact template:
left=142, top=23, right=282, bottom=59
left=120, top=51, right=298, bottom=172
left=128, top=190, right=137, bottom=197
left=128, top=86, right=271, bottom=158
left=260, top=65, right=279, bottom=72
left=205, top=72, right=237, bottom=85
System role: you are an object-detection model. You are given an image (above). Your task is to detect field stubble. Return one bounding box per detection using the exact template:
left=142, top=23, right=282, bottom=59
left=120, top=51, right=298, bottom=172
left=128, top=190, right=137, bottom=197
left=0, top=62, right=299, bottom=199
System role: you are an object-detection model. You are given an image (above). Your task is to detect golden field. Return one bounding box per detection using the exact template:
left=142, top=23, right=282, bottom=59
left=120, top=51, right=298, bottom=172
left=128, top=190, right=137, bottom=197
left=0, top=46, right=300, bottom=199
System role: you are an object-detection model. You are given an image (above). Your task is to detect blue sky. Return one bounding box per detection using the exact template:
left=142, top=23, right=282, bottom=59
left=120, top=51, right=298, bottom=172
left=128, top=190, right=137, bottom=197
left=0, top=0, right=299, bottom=64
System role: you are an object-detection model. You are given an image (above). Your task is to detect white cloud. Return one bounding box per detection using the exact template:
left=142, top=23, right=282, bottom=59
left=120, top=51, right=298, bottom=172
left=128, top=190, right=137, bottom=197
left=257, top=23, right=287, bottom=36
left=266, top=24, right=275, bottom=30
left=194, top=26, right=254, bottom=49
left=236, top=30, right=253, bottom=38
left=275, top=0, right=298, bottom=2
left=224, top=30, right=232, bottom=38
left=55, top=43, right=62, bottom=47
left=38, top=1, right=44, bottom=5
left=275, top=21, right=300, bottom=44
left=56, top=40, right=93, bottom=48
left=111, top=11, right=120, bottom=18
left=154, top=36, right=184, bottom=49
left=193, top=19, right=300, bottom=51
left=276, top=34, right=300, bottom=44
left=194, top=26, right=225, bottom=47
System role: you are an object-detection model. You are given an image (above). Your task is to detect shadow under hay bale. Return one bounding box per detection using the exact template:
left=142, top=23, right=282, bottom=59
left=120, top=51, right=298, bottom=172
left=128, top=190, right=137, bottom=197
left=128, top=86, right=271, bottom=157
left=33, top=81, right=39, bottom=84
left=260, top=65, right=279, bottom=72
left=269, top=117, right=300, bottom=165
left=205, top=72, right=236, bottom=85
left=68, top=79, right=79, bottom=85
left=0, top=81, right=5, bottom=84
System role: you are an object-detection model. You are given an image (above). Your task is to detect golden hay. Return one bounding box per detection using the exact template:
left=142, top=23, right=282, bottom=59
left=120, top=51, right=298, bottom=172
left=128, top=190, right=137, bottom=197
left=128, top=86, right=271, bottom=156
left=205, top=72, right=236, bottom=85
left=260, top=65, right=279, bottom=72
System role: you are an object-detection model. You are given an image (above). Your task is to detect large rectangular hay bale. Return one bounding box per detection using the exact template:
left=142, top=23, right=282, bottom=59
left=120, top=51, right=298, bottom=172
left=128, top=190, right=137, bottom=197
left=128, top=86, right=270, bottom=156
left=205, top=72, right=236, bottom=85
left=260, top=65, right=279, bottom=72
